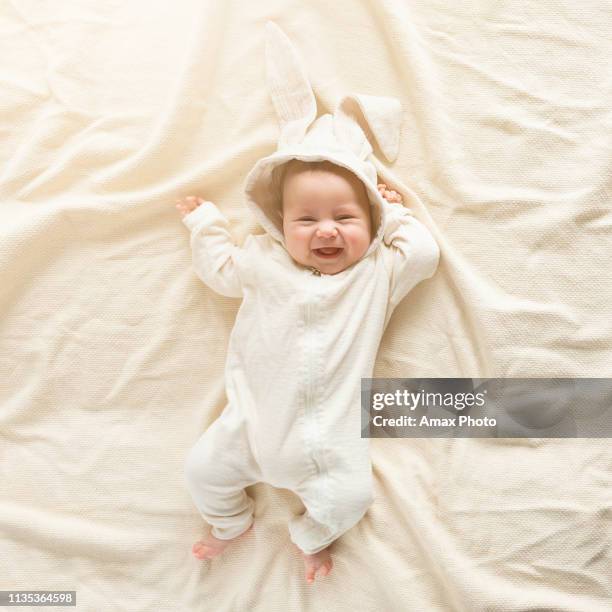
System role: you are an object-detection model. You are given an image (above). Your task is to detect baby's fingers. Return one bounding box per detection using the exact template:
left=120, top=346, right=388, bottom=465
left=174, top=196, right=204, bottom=214
left=377, top=184, right=403, bottom=203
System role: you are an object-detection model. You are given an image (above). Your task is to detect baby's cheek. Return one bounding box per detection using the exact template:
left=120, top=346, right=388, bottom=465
left=346, top=225, right=371, bottom=246
left=285, top=228, right=312, bottom=257
left=292, top=227, right=313, bottom=245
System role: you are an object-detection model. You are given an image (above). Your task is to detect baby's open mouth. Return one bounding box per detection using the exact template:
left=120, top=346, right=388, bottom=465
left=313, top=247, right=343, bottom=258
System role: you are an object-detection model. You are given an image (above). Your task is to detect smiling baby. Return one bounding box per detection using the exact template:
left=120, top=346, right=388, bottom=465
left=175, top=158, right=438, bottom=583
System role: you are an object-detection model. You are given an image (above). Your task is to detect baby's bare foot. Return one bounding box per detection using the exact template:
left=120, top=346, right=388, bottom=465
left=192, top=523, right=253, bottom=560
left=300, top=546, right=333, bottom=584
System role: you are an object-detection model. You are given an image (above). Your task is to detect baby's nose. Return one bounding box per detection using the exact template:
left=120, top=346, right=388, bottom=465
left=316, top=222, right=338, bottom=237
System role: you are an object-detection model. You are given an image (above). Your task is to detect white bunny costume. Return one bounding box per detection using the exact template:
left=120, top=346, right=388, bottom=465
left=182, top=21, right=440, bottom=555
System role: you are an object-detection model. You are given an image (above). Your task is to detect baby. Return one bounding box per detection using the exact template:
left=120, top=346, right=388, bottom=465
left=176, top=159, right=439, bottom=583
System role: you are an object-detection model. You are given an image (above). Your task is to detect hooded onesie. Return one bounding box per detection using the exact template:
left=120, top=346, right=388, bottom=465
left=182, top=21, right=440, bottom=555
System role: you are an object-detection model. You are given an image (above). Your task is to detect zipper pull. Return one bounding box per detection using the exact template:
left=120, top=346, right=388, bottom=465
left=309, top=267, right=321, bottom=276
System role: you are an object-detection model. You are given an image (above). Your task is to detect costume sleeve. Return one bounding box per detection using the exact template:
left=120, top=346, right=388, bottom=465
left=381, top=199, right=440, bottom=307
left=181, top=202, right=245, bottom=298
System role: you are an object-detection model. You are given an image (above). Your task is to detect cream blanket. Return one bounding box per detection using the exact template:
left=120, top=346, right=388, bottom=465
left=1, top=1, right=610, bottom=610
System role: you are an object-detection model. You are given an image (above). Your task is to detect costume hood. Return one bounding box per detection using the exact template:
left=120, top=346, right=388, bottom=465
left=244, top=21, right=404, bottom=260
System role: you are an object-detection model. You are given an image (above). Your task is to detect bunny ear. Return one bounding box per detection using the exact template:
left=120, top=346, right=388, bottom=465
left=334, top=94, right=402, bottom=162
left=265, top=21, right=317, bottom=149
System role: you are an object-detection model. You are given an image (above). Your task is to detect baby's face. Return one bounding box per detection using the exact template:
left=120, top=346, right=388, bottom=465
left=281, top=165, right=372, bottom=275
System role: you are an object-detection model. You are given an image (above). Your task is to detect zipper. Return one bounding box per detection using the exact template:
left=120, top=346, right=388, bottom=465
left=304, top=268, right=322, bottom=477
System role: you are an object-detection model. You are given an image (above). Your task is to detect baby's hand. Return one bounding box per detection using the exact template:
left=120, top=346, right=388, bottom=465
left=377, top=183, right=403, bottom=204
left=174, top=195, right=205, bottom=218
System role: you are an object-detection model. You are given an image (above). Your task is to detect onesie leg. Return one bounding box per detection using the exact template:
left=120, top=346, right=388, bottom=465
left=288, top=508, right=337, bottom=555
left=288, top=465, right=374, bottom=555
left=184, top=404, right=261, bottom=540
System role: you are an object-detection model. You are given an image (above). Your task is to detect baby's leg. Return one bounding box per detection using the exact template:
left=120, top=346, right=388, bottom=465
left=184, top=404, right=261, bottom=559
left=288, top=468, right=374, bottom=583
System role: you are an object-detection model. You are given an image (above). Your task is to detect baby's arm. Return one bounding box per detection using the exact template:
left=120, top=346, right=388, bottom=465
left=175, top=196, right=245, bottom=298
left=377, top=185, right=440, bottom=307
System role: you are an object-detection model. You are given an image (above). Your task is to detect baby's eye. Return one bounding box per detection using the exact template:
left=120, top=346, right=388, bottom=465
left=337, top=215, right=354, bottom=220
left=297, top=217, right=316, bottom=222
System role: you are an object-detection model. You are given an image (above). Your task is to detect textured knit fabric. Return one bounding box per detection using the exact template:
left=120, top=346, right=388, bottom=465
left=3, top=3, right=611, bottom=610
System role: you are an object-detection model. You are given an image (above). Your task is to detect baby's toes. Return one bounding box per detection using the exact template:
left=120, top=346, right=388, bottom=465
left=193, top=545, right=214, bottom=559
left=192, top=547, right=205, bottom=559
